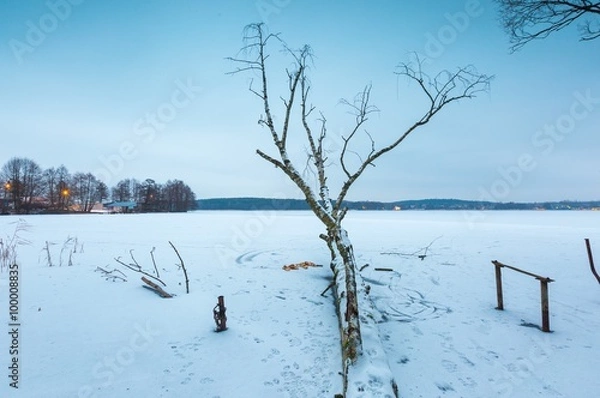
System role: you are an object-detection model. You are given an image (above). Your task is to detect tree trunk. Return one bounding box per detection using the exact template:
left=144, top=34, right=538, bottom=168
left=328, top=226, right=398, bottom=397
left=332, top=228, right=361, bottom=362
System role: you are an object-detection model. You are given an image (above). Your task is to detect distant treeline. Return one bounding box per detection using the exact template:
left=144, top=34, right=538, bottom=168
left=196, top=197, right=600, bottom=211
left=1, top=157, right=196, bottom=214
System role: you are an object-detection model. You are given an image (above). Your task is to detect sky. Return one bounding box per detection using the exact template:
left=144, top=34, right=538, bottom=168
left=1, top=0, right=599, bottom=202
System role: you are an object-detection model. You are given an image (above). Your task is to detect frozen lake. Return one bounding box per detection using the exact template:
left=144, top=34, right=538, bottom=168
left=0, top=210, right=599, bottom=397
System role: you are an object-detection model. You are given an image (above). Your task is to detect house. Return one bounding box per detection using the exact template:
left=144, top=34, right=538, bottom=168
left=103, top=201, right=137, bottom=213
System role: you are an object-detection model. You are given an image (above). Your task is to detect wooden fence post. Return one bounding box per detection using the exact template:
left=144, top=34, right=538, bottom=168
left=491, top=260, right=554, bottom=332
left=493, top=260, right=504, bottom=310
left=540, top=279, right=551, bottom=332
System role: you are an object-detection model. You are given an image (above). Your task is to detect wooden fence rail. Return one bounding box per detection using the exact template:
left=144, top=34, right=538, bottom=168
left=491, top=260, right=555, bottom=333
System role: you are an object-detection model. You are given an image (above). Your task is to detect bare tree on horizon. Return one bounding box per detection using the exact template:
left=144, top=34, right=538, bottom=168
left=1, top=157, right=43, bottom=213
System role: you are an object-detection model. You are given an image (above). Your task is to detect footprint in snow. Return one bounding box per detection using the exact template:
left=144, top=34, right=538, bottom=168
left=442, top=359, right=458, bottom=373
left=436, top=382, right=455, bottom=392
left=459, top=376, right=477, bottom=388
left=460, top=355, right=476, bottom=367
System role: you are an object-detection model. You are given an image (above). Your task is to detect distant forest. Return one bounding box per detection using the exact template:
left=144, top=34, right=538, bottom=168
left=196, top=197, right=600, bottom=211
left=3, top=157, right=598, bottom=215
left=1, top=157, right=196, bottom=214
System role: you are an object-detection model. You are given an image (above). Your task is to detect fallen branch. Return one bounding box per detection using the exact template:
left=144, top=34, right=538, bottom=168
left=141, top=276, right=173, bottom=298
left=381, top=235, right=443, bottom=260
left=282, top=261, right=322, bottom=271
left=169, top=241, right=189, bottom=294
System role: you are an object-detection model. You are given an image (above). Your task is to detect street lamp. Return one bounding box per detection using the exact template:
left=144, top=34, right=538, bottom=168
left=3, top=181, right=11, bottom=213
left=61, top=187, right=69, bottom=211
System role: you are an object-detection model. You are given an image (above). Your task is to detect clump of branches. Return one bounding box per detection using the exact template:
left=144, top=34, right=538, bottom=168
left=115, top=242, right=190, bottom=294
left=115, top=249, right=167, bottom=286
left=0, top=219, right=30, bottom=272
left=95, top=266, right=128, bottom=282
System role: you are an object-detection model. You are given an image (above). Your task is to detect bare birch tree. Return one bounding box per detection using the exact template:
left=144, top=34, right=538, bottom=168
left=228, top=23, right=491, bottom=395
left=496, top=0, right=600, bottom=51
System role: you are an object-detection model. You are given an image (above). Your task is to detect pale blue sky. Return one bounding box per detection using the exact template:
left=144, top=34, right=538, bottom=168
left=1, top=0, right=599, bottom=202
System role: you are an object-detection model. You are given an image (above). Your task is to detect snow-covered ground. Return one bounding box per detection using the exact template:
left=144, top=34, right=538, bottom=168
left=0, top=210, right=598, bottom=397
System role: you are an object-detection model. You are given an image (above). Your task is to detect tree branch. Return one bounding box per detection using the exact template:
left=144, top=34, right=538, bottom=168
left=230, top=24, right=336, bottom=228
left=495, top=0, right=600, bottom=51
left=227, top=23, right=282, bottom=146
left=334, top=60, right=491, bottom=214
left=339, top=85, right=379, bottom=180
